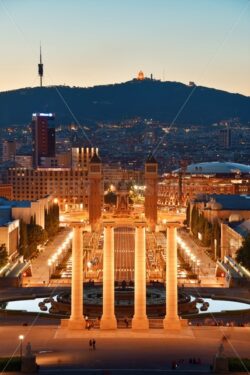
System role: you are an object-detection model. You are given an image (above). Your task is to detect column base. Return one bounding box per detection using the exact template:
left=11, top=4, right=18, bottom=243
left=100, top=316, right=117, bottom=330
left=61, top=318, right=86, bottom=330
left=132, top=316, right=149, bottom=330
left=163, top=316, right=181, bottom=330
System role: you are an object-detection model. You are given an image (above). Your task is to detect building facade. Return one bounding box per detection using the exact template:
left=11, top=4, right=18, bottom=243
left=8, top=147, right=100, bottom=212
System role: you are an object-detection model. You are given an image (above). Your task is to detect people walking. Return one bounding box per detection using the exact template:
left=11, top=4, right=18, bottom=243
left=92, top=339, right=96, bottom=350
left=89, top=339, right=92, bottom=350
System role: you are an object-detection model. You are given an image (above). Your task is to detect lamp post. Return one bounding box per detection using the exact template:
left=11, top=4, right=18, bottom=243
left=197, top=260, right=201, bottom=278
left=48, top=260, right=52, bottom=280
left=18, top=335, right=24, bottom=359
left=192, top=255, right=196, bottom=273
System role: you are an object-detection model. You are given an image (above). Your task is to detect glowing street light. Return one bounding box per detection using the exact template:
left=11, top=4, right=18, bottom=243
left=48, top=259, right=52, bottom=280
left=18, top=335, right=24, bottom=359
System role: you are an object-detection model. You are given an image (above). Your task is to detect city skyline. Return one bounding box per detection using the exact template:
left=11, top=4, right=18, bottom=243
left=0, top=0, right=249, bottom=95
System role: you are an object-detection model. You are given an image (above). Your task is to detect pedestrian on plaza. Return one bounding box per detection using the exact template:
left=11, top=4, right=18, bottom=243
left=171, top=361, right=177, bottom=369
left=93, top=339, right=96, bottom=350
left=89, top=339, right=93, bottom=350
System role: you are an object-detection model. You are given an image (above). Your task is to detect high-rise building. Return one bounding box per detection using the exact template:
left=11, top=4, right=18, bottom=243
left=32, top=113, right=55, bottom=167
left=219, top=127, right=232, bottom=149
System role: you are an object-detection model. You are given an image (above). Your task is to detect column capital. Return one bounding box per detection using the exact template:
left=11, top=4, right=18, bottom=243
left=103, top=221, right=115, bottom=229
left=134, top=220, right=146, bottom=228
left=164, top=221, right=182, bottom=229
left=67, top=222, right=85, bottom=229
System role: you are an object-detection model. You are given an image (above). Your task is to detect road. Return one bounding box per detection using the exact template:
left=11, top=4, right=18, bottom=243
left=177, top=229, right=222, bottom=286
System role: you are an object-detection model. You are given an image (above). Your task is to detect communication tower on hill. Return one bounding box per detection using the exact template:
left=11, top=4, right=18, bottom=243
left=38, top=44, right=44, bottom=87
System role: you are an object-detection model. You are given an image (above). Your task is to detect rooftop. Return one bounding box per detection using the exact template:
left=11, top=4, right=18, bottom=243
left=229, top=219, right=250, bottom=238
left=195, top=194, right=250, bottom=211
left=0, top=198, right=32, bottom=208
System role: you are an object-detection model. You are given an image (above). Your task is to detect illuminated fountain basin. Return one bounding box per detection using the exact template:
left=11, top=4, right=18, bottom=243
left=1, top=286, right=250, bottom=317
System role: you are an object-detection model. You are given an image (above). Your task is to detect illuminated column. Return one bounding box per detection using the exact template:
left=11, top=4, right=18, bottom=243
left=132, top=223, right=149, bottom=330
left=68, top=224, right=85, bottom=329
left=163, top=222, right=181, bottom=330
left=100, top=224, right=117, bottom=329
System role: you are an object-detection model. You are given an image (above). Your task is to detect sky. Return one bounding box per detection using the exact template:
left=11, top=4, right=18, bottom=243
left=0, top=0, right=249, bottom=95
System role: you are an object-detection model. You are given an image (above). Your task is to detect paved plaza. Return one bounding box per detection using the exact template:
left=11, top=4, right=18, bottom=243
left=0, top=324, right=249, bottom=373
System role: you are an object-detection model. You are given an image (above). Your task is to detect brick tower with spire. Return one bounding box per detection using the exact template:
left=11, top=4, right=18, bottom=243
left=88, top=152, right=102, bottom=231
left=144, top=154, right=158, bottom=231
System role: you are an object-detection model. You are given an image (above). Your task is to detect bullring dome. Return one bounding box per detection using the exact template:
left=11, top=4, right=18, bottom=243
left=173, top=161, right=250, bottom=175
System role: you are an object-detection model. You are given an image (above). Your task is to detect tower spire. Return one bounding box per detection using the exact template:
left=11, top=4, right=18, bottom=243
left=38, top=43, right=44, bottom=87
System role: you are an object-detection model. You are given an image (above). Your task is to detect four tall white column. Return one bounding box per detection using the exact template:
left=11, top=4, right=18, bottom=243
left=132, top=224, right=149, bottom=329
left=163, top=222, right=181, bottom=330
left=100, top=224, right=117, bottom=329
left=66, top=221, right=182, bottom=331
left=68, top=224, right=85, bottom=329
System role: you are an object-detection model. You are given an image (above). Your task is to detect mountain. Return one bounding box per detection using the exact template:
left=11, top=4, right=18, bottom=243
left=0, top=80, right=250, bottom=126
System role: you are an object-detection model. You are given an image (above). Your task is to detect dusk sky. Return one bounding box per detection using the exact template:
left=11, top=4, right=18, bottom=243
left=0, top=0, right=249, bottom=95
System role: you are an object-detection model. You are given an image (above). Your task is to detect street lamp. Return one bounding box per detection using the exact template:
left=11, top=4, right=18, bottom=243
left=48, top=259, right=52, bottom=280
left=197, top=260, right=201, bottom=277
left=18, top=335, right=24, bottom=359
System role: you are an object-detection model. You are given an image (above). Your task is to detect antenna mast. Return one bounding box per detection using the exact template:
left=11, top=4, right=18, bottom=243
left=38, top=44, right=44, bottom=87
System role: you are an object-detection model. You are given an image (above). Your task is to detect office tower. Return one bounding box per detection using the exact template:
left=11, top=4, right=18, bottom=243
left=32, top=113, right=55, bottom=167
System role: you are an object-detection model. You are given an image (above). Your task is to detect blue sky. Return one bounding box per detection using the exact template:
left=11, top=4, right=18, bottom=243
left=0, top=0, right=249, bottom=95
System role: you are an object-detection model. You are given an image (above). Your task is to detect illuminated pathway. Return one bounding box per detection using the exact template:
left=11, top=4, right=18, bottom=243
left=114, top=227, right=135, bottom=282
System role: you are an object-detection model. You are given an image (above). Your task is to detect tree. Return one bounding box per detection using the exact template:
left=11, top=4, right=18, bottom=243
left=191, top=206, right=199, bottom=237
left=0, top=244, right=8, bottom=268
left=186, top=202, right=190, bottom=227
left=236, top=234, right=250, bottom=270
left=26, top=223, right=48, bottom=258
left=212, top=220, right=221, bottom=258
left=19, top=219, right=28, bottom=257
left=45, top=203, right=59, bottom=237
left=203, top=220, right=213, bottom=246
left=104, top=192, right=117, bottom=205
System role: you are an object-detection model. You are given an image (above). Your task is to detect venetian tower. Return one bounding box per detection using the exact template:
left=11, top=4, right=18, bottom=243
left=144, top=154, right=158, bottom=231
left=88, top=152, right=102, bottom=231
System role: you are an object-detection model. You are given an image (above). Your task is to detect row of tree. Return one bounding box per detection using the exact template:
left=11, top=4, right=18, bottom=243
left=0, top=244, right=8, bottom=268
left=45, top=203, right=59, bottom=237
left=236, top=235, right=250, bottom=270
left=19, top=203, right=59, bottom=259
left=19, top=218, right=47, bottom=259
left=188, top=204, right=221, bottom=258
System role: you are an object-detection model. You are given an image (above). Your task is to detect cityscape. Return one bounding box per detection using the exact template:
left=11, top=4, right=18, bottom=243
left=0, top=1, right=250, bottom=374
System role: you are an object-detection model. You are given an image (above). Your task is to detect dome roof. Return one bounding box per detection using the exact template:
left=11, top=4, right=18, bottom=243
left=174, top=161, right=250, bottom=175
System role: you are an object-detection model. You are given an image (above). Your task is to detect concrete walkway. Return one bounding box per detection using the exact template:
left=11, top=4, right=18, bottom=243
left=23, top=228, right=71, bottom=287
